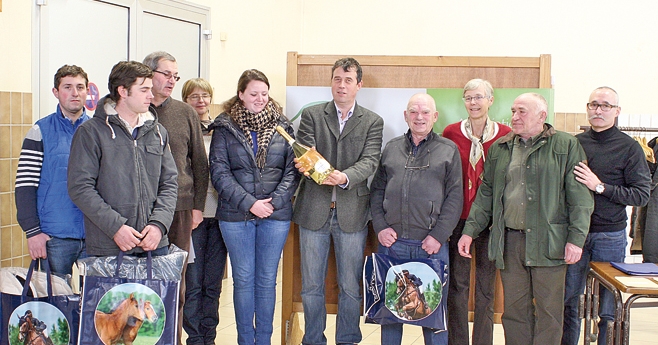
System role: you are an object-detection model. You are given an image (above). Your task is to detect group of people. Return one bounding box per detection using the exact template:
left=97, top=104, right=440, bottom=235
left=14, top=54, right=652, bottom=345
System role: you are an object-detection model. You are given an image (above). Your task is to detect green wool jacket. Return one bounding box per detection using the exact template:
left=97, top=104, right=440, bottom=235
left=463, top=124, right=594, bottom=269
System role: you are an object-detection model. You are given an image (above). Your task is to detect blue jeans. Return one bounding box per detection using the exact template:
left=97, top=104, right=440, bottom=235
left=43, top=237, right=87, bottom=277
left=378, top=239, right=449, bottom=345
left=184, top=218, right=227, bottom=345
left=220, top=219, right=290, bottom=345
left=299, top=209, right=367, bottom=345
left=562, top=229, right=627, bottom=345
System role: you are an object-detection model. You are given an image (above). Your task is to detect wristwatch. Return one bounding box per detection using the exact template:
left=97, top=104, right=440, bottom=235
left=595, top=183, right=605, bottom=194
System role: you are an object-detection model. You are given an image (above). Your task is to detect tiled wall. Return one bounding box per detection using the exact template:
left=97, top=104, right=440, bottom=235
left=0, top=91, right=33, bottom=268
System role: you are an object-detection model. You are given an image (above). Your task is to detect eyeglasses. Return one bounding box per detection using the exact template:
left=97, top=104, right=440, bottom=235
left=462, top=95, right=489, bottom=103
left=587, top=103, right=618, bottom=111
left=187, top=94, right=211, bottom=101
left=153, top=70, right=181, bottom=82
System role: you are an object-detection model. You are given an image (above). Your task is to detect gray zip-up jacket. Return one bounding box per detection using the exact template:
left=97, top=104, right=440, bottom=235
left=68, top=96, right=178, bottom=256
left=370, top=130, right=463, bottom=244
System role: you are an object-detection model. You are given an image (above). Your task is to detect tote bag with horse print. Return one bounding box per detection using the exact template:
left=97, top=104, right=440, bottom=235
left=78, top=251, right=180, bottom=345
left=363, top=251, right=448, bottom=330
left=0, top=259, right=80, bottom=345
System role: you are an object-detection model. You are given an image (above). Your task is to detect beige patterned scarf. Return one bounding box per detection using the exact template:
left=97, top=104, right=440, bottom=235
left=464, top=118, right=496, bottom=202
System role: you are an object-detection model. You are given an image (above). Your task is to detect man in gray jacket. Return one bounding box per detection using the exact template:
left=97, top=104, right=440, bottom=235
left=68, top=61, right=178, bottom=257
left=370, top=93, right=463, bottom=345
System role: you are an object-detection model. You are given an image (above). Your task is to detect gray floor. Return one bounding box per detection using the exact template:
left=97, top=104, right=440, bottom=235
left=184, top=264, right=658, bottom=345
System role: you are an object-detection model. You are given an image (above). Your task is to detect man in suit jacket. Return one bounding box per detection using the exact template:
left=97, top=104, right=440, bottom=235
left=293, top=57, right=384, bottom=345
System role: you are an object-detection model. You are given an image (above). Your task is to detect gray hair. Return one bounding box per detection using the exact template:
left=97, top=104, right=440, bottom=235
left=527, top=93, right=548, bottom=113
left=593, top=86, right=619, bottom=105
left=142, top=51, right=176, bottom=71
left=463, top=78, right=493, bottom=98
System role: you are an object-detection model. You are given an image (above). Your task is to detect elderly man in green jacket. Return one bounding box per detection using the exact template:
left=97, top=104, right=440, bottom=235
left=457, top=93, right=594, bottom=345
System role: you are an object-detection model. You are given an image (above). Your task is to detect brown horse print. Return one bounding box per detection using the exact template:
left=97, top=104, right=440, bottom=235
left=121, top=300, right=159, bottom=345
left=395, top=271, right=432, bottom=320
left=17, top=311, right=54, bottom=345
left=95, top=293, right=144, bottom=345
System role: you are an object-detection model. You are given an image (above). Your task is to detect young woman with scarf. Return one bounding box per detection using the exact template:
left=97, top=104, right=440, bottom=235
left=209, top=69, right=299, bottom=345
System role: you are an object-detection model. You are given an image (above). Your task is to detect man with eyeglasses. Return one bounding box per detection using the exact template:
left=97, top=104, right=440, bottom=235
left=443, top=79, right=511, bottom=345
left=370, top=93, right=463, bottom=345
left=561, top=87, right=651, bottom=345
left=458, top=93, right=594, bottom=345
left=143, top=51, right=208, bottom=345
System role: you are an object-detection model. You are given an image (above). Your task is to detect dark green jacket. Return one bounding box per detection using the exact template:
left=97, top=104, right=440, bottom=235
left=463, top=124, right=594, bottom=269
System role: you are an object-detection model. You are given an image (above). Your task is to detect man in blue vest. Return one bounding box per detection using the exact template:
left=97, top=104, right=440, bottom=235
left=15, top=65, right=90, bottom=277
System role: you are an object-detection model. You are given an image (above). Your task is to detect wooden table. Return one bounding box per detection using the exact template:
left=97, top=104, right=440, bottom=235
left=583, top=262, right=658, bottom=345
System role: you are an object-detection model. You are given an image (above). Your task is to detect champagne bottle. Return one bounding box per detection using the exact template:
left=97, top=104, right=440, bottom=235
left=276, top=125, right=334, bottom=184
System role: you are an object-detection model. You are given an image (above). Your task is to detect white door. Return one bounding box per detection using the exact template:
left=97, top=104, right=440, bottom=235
left=141, top=12, right=202, bottom=101
left=34, top=0, right=210, bottom=118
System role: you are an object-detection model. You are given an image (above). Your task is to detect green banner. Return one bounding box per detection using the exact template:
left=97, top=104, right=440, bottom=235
left=428, top=88, right=555, bottom=133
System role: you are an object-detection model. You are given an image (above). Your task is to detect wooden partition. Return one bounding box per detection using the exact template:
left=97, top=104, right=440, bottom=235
left=281, top=52, right=552, bottom=344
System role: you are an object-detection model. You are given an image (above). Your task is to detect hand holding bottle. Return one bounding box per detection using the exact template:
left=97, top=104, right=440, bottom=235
left=320, top=169, right=347, bottom=186
left=277, top=126, right=335, bottom=184
left=293, top=156, right=310, bottom=176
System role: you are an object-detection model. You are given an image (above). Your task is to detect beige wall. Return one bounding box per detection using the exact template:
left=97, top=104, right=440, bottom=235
left=0, top=0, right=31, bottom=93
left=192, top=0, right=302, bottom=108
left=199, top=0, right=658, bottom=115
left=0, top=0, right=656, bottom=266
left=2, top=0, right=658, bottom=112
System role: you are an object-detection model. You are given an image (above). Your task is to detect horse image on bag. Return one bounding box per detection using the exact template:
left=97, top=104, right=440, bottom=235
left=95, top=292, right=158, bottom=345
left=88, top=282, right=166, bottom=345
left=394, top=270, right=431, bottom=320
left=17, top=310, right=54, bottom=345
left=121, top=300, right=158, bottom=345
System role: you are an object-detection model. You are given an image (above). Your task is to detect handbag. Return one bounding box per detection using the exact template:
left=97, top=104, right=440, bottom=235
left=363, top=249, right=448, bottom=330
left=0, top=266, right=73, bottom=298
left=78, top=251, right=181, bottom=345
left=0, top=259, right=81, bottom=345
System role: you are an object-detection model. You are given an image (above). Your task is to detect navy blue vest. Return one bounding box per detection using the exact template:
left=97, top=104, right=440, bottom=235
left=35, top=106, right=89, bottom=238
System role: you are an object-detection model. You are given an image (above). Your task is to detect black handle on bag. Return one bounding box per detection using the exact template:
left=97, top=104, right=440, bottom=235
left=21, top=259, right=54, bottom=301
left=387, top=248, right=400, bottom=260
left=114, top=251, right=153, bottom=280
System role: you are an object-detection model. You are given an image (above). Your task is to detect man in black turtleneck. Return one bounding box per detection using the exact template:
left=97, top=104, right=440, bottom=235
left=562, top=86, right=651, bottom=345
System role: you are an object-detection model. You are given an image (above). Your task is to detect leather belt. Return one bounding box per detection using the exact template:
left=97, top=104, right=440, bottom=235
left=505, top=227, right=525, bottom=233
left=330, top=201, right=336, bottom=209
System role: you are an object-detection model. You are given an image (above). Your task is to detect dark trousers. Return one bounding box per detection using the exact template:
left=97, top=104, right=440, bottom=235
left=643, top=192, right=658, bottom=262
left=167, top=210, right=194, bottom=345
left=500, top=230, right=567, bottom=345
left=448, top=220, right=496, bottom=345
left=183, top=218, right=227, bottom=345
